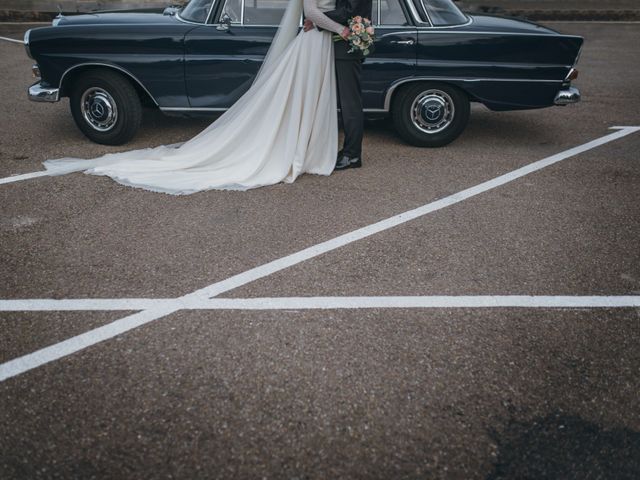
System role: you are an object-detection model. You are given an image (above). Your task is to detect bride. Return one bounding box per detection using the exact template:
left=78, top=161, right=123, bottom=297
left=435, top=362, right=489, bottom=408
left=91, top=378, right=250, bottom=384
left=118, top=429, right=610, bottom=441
left=43, top=0, right=348, bottom=194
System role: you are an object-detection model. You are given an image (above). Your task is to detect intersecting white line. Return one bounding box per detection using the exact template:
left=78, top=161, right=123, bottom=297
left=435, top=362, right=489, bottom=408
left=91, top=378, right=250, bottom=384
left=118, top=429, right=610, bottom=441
left=1, top=296, right=640, bottom=311
left=0, top=142, right=180, bottom=186
left=0, top=36, right=24, bottom=44
left=187, top=127, right=640, bottom=300
left=0, top=298, right=177, bottom=311
left=1, top=126, right=639, bottom=383
left=0, top=171, right=53, bottom=185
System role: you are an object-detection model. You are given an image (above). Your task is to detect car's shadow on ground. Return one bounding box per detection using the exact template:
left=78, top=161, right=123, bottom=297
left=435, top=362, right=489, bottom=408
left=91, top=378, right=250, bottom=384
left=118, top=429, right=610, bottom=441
left=43, top=103, right=570, bottom=155
left=139, top=108, right=214, bottom=136
left=487, top=412, right=640, bottom=479
left=362, top=106, right=562, bottom=150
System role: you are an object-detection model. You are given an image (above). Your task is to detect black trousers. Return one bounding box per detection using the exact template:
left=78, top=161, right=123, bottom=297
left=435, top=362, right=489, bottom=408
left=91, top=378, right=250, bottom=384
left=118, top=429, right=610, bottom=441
left=335, top=58, right=364, bottom=158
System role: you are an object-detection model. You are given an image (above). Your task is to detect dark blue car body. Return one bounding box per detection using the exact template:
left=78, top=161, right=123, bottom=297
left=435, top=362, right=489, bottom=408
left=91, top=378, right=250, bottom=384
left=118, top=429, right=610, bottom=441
left=24, top=0, right=583, bottom=146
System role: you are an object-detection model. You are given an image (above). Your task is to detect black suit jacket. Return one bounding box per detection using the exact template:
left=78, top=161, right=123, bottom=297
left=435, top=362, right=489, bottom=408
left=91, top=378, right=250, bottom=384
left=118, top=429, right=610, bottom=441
left=323, top=0, right=373, bottom=26
left=316, top=0, right=374, bottom=60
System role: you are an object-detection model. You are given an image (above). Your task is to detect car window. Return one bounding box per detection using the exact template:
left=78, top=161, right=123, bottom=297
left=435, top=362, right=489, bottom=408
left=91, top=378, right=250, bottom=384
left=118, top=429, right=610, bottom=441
left=245, top=0, right=289, bottom=25
left=180, top=0, right=214, bottom=23
left=380, top=0, right=408, bottom=26
left=221, top=0, right=242, bottom=23
left=422, top=0, right=467, bottom=26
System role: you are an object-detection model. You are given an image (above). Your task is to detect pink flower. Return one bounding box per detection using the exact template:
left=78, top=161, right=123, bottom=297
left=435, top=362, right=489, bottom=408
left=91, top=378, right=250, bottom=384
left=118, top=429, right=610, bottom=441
left=366, top=26, right=374, bottom=35
left=353, top=15, right=363, bottom=23
left=352, top=23, right=363, bottom=33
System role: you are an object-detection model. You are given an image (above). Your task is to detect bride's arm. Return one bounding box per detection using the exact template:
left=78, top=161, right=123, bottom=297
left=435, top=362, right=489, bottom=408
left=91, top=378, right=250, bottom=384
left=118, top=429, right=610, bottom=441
left=303, top=0, right=345, bottom=35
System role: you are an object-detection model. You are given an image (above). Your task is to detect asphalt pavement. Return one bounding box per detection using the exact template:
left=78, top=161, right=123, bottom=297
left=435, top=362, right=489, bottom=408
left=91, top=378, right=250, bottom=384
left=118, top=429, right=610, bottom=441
left=1, top=22, right=639, bottom=479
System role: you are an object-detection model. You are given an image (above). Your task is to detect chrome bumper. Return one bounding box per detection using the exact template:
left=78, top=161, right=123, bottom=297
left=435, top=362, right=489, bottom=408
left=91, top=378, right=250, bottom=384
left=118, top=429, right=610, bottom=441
left=28, top=81, right=60, bottom=102
left=554, top=86, right=581, bottom=105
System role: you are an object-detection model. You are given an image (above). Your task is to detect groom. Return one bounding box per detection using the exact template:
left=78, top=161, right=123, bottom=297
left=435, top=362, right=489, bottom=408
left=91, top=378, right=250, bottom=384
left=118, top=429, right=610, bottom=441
left=304, top=0, right=373, bottom=170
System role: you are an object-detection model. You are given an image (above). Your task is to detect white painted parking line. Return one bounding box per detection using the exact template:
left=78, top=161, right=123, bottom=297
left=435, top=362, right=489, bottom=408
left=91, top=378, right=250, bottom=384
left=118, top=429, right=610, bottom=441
left=1, top=126, right=638, bottom=383
left=1, top=296, right=640, bottom=311
left=0, top=144, right=184, bottom=186
left=187, top=127, right=640, bottom=300
left=0, top=171, right=53, bottom=185
left=1, top=127, right=639, bottom=189
left=0, top=36, right=24, bottom=44
left=0, top=298, right=176, bottom=311
left=192, top=296, right=640, bottom=309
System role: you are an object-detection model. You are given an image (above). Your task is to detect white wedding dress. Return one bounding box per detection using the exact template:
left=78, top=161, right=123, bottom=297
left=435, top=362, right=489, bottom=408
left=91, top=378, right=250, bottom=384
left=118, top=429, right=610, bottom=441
left=43, top=0, right=345, bottom=194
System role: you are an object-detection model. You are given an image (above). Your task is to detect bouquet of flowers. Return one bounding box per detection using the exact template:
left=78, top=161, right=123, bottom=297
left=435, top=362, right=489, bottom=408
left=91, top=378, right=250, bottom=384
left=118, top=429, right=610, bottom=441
left=333, top=16, right=375, bottom=56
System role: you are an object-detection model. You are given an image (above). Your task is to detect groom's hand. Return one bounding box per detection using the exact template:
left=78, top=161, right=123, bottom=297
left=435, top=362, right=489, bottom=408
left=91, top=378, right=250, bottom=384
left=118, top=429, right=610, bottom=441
left=303, top=19, right=314, bottom=32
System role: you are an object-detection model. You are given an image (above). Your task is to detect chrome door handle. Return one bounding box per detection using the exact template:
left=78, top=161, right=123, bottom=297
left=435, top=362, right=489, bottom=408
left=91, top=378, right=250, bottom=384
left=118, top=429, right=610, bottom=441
left=390, top=39, right=415, bottom=45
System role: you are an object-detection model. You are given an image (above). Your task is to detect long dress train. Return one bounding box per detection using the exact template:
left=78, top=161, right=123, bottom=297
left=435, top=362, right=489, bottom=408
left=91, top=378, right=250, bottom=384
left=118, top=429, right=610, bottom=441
left=43, top=3, right=340, bottom=194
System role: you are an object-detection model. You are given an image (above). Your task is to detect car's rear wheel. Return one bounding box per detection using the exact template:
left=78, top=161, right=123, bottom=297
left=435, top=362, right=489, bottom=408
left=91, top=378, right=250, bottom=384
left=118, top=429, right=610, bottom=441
left=392, top=82, right=470, bottom=147
left=69, top=70, right=142, bottom=145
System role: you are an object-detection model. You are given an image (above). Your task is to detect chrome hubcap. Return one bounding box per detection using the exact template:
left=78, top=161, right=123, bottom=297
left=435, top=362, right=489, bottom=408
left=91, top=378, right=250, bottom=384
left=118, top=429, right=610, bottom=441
left=410, top=90, right=455, bottom=134
left=81, top=87, right=118, bottom=132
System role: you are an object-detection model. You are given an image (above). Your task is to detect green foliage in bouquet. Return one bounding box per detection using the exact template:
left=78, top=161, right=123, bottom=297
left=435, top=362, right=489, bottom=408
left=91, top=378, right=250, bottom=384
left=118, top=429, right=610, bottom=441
left=333, top=16, right=375, bottom=56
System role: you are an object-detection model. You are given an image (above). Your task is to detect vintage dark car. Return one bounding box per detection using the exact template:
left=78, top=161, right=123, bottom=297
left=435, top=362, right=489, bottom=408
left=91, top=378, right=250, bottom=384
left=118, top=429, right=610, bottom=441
left=24, top=0, right=583, bottom=147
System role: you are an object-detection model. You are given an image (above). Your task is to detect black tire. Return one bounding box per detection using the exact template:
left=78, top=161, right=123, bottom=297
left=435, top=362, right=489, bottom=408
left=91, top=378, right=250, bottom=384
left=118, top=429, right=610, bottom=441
left=69, top=69, right=142, bottom=145
left=392, top=82, right=470, bottom=147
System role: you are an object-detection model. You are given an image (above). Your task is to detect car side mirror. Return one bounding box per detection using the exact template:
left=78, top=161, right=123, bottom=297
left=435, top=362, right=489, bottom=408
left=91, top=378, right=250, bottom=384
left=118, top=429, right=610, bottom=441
left=163, top=5, right=182, bottom=16
left=217, top=13, right=232, bottom=31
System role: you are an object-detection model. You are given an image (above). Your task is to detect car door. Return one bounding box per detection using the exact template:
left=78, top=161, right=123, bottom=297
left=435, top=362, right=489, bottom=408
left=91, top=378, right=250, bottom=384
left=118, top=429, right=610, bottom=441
left=184, top=0, right=416, bottom=111
left=363, top=0, right=418, bottom=111
left=184, top=0, right=286, bottom=109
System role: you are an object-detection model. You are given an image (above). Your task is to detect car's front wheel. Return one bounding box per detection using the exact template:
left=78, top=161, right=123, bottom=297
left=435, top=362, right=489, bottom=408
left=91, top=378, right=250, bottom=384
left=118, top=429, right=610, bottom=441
left=69, top=70, right=142, bottom=145
left=392, top=82, right=470, bottom=147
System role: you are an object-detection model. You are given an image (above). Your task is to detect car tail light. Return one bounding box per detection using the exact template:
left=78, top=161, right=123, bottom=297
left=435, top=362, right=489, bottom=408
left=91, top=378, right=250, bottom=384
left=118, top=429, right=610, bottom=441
left=32, top=64, right=41, bottom=78
left=566, top=68, right=579, bottom=81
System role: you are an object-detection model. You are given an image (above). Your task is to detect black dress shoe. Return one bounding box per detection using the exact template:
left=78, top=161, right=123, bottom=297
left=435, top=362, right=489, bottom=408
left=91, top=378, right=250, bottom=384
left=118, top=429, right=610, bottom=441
left=334, top=155, right=362, bottom=171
